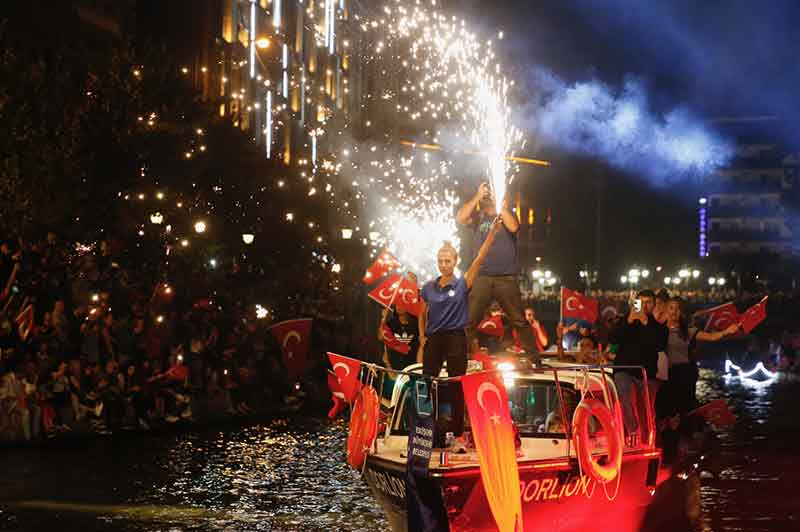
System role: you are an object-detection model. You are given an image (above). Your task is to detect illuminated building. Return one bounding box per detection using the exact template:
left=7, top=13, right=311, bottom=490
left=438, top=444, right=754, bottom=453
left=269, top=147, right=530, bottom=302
left=703, top=116, right=797, bottom=259
left=138, top=0, right=373, bottom=166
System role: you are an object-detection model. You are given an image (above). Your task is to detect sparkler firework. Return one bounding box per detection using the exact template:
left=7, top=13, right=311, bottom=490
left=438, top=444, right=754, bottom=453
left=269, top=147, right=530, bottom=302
left=314, top=1, right=529, bottom=280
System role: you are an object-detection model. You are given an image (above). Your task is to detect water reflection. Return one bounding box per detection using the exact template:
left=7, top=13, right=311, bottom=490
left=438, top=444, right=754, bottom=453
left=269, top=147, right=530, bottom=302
left=0, top=369, right=798, bottom=531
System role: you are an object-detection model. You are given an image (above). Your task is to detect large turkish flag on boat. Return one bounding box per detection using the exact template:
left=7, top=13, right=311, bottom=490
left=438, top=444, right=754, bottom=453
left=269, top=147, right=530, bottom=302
left=739, top=296, right=768, bottom=334
left=327, top=352, right=362, bottom=403
left=560, top=287, right=598, bottom=324
left=268, top=318, right=312, bottom=379
left=362, top=249, right=401, bottom=284
left=462, top=371, right=524, bottom=532
left=702, top=302, right=740, bottom=332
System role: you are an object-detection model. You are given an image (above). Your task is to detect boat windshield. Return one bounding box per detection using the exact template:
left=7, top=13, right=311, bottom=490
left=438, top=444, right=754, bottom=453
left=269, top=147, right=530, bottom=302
left=503, top=380, right=578, bottom=437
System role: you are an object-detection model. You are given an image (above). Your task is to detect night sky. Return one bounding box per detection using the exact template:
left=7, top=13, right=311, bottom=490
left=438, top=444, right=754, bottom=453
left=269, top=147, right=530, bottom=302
left=457, top=0, right=799, bottom=278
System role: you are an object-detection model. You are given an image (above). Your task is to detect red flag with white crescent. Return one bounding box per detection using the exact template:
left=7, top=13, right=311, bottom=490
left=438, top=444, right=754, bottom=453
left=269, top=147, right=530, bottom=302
left=393, top=275, right=422, bottom=316
left=327, top=352, right=362, bottom=403
left=380, top=323, right=411, bottom=354
left=560, top=287, right=598, bottom=323
left=362, top=249, right=401, bottom=284
left=703, top=302, right=740, bottom=332
left=739, top=296, right=768, bottom=334
left=367, top=274, right=403, bottom=308
left=268, top=318, right=312, bottom=380
left=462, top=371, right=524, bottom=532
left=477, top=315, right=505, bottom=337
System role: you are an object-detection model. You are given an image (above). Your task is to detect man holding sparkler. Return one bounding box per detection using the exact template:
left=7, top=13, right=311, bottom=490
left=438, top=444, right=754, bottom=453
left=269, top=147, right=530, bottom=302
left=456, top=182, right=540, bottom=364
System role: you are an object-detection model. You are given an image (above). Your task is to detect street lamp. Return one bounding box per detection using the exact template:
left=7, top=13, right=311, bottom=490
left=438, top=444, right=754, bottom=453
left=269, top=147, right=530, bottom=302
left=678, top=269, right=690, bottom=279
left=664, top=276, right=672, bottom=285
left=341, top=228, right=353, bottom=240
left=194, top=221, right=207, bottom=234
left=242, top=233, right=255, bottom=245
left=150, top=212, right=164, bottom=225
left=692, top=269, right=700, bottom=279
left=642, top=269, right=650, bottom=278
left=718, top=278, right=726, bottom=286
left=708, top=277, right=717, bottom=286
left=621, top=275, right=628, bottom=284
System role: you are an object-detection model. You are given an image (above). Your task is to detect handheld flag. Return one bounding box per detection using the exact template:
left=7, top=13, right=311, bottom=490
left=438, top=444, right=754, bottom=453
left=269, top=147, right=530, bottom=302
left=362, top=249, right=401, bottom=284
left=702, top=302, right=740, bottom=332
left=477, top=315, right=505, bottom=337
left=690, top=399, right=736, bottom=428
left=561, top=287, right=598, bottom=324
left=367, top=274, right=403, bottom=308
left=15, top=304, right=34, bottom=341
left=268, top=318, right=313, bottom=379
left=739, top=296, right=768, bottom=334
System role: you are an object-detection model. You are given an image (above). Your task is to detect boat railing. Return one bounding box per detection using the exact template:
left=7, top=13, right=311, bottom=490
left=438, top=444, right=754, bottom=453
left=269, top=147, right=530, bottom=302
left=359, top=361, right=656, bottom=451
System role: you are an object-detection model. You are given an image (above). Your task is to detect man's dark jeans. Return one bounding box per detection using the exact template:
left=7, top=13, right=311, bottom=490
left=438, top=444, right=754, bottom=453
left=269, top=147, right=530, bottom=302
left=467, top=275, right=540, bottom=364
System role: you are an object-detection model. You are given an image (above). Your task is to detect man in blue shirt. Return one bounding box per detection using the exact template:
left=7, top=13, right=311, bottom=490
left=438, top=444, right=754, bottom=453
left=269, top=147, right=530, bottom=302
left=456, top=182, right=539, bottom=363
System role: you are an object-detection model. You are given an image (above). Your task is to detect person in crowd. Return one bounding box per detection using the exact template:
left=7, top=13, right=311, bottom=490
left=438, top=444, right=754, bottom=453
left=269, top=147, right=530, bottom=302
left=660, top=297, right=740, bottom=419
left=609, top=289, right=668, bottom=447
left=0, top=362, right=33, bottom=440
left=555, top=321, right=605, bottom=364
left=456, top=182, right=539, bottom=363
left=653, top=289, right=670, bottom=324
left=378, top=300, right=420, bottom=371
left=418, top=217, right=502, bottom=439
left=524, top=306, right=549, bottom=352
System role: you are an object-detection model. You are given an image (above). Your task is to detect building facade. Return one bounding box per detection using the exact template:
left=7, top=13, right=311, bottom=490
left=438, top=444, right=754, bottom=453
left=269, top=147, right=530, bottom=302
left=701, top=117, right=798, bottom=262
left=139, top=0, right=375, bottom=167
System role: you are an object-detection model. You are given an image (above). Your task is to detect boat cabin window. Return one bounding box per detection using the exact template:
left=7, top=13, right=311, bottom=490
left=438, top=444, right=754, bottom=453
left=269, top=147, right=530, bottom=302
left=504, top=381, right=578, bottom=437
left=391, top=379, right=579, bottom=439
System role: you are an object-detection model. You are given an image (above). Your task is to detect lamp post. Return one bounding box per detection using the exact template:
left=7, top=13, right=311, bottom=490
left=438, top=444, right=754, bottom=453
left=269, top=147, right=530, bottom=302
left=242, top=233, right=255, bottom=245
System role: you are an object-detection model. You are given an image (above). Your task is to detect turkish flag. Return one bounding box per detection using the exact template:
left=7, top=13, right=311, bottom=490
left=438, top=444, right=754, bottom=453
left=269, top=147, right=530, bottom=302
left=691, top=399, right=736, bottom=427
left=739, top=296, right=768, bottom=334
left=381, top=323, right=411, bottom=354
left=477, top=315, right=505, bottom=337
left=367, top=274, right=403, bottom=308
left=561, top=287, right=598, bottom=323
left=268, top=318, right=313, bottom=380
left=362, top=249, right=401, bottom=284
left=393, top=275, right=422, bottom=316
left=703, top=302, right=740, bottom=332
left=462, top=371, right=524, bottom=532
left=15, top=303, right=34, bottom=341
left=327, top=352, right=362, bottom=403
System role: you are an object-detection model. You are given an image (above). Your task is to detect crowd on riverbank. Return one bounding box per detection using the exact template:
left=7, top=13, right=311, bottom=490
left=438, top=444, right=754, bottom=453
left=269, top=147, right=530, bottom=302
left=0, top=233, right=346, bottom=443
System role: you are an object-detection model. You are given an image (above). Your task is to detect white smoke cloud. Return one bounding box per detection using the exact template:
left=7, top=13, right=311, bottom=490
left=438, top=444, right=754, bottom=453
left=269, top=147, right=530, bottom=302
left=525, top=69, right=733, bottom=182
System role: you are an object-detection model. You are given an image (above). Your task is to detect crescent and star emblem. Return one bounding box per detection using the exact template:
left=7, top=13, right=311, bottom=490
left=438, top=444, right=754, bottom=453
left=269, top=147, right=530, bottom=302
left=477, top=382, right=503, bottom=425
left=481, top=320, right=498, bottom=328
left=283, top=331, right=302, bottom=359
left=566, top=297, right=582, bottom=311
left=333, top=362, right=350, bottom=386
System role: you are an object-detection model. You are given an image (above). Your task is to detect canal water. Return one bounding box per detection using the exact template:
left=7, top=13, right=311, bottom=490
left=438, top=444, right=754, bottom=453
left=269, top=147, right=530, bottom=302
left=0, top=368, right=798, bottom=532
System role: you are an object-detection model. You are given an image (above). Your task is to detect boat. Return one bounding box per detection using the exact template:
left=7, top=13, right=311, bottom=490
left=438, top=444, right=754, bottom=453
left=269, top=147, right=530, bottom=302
left=347, top=356, right=702, bottom=532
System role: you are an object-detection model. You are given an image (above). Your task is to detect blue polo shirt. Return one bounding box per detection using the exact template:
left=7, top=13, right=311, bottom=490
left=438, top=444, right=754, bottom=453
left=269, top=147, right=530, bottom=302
left=474, top=212, right=518, bottom=276
left=420, top=276, right=469, bottom=335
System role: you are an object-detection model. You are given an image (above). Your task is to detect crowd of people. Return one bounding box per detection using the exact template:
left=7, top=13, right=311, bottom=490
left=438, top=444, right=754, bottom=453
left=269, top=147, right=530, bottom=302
left=0, top=232, right=347, bottom=443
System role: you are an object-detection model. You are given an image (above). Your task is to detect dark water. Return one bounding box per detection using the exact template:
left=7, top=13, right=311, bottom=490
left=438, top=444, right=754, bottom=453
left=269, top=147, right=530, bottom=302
left=0, top=368, right=798, bottom=532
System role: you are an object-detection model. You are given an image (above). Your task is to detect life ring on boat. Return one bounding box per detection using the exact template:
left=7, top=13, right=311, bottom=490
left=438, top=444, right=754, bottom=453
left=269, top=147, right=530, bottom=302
left=572, top=398, right=623, bottom=484
left=346, top=385, right=379, bottom=469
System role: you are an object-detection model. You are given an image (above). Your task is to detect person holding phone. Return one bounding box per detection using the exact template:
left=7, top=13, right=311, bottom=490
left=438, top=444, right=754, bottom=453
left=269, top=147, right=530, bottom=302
left=609, top=289, right=668, bottom=447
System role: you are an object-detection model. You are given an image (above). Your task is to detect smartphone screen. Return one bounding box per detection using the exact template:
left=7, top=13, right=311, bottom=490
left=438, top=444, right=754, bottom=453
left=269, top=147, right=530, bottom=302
left=633, top=299, right=642, bottom=312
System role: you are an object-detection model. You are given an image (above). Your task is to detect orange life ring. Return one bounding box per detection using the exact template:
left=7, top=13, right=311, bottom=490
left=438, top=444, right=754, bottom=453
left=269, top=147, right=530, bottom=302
left=346, top=385, right=379, bottom=469
left=572, top=398, right=623, bottom=484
